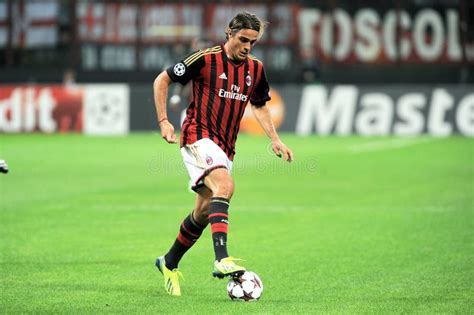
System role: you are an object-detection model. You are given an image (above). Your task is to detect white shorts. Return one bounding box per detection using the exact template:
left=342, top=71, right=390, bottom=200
left=181, top=138, right=233, bottom=192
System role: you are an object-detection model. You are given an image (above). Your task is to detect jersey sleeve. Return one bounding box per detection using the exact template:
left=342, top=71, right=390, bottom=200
left=250, top=65, right=271, bottom=107
left=166, top=50, right=205, bottom=85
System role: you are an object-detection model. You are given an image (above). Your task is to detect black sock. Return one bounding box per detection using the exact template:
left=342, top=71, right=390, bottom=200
left=208, top=197, right=230, bottom=261
left=164, top=212, right=207, bottom=269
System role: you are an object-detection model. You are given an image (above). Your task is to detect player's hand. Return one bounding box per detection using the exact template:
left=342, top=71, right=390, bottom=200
left=159, top=120, right=177, bottom=144
left=271, top=140, right=293, bottom=162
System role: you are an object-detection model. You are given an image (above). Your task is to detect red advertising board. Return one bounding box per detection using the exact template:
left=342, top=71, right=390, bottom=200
left=0, top=85, right=83, bottom=133
left=0, top=84, right=129, bottom=135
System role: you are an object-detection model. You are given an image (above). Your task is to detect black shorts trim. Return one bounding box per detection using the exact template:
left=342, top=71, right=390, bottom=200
left=191, top=165, right=228, bottom=192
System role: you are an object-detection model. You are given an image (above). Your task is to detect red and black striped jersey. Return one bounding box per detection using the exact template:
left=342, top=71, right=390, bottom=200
left=166, top=44, right=271, bottom=160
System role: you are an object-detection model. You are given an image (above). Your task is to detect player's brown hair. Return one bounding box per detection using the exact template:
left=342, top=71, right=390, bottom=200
left=225, top=12, right=267, bottom=41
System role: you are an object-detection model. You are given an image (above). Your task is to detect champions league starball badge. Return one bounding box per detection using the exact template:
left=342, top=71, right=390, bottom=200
left=174, top=63, right=186, bottom=76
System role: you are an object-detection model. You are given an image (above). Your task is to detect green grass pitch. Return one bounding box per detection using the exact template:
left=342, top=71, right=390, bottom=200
left=0, top=134, right=472, bottom=313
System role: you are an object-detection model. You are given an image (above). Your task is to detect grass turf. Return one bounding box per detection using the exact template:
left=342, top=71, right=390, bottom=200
left=0, top=134, right=472, bottom=313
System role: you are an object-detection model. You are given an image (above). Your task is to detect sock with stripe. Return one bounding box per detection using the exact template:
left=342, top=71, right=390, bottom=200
left=164, top=212, right=207, bottom=270
left=208, top=197, right=230, bottom=261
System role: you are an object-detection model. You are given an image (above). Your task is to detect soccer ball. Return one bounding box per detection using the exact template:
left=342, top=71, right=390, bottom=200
left=227, top=271, right=263, bottom=301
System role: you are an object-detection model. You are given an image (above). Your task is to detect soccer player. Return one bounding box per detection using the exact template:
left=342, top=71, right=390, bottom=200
left=153, top=12, right=293, bottom=296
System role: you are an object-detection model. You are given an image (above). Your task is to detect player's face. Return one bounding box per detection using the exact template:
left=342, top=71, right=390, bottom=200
left=226, top=29, right=259, bottom=62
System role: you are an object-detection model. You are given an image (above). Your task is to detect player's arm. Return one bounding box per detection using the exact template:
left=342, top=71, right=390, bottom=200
left=250, top=63, right=293, bottom=162
left=154, top=50, right=205, bottom=144
left=153, top=70, right=177, bottom=144
left=251, top=105, right=293, bottom=162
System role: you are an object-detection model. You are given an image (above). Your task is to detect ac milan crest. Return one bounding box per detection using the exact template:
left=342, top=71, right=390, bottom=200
left=205, top=155, right=213, bottom=165
left=245, top=75, right=252, bottom=87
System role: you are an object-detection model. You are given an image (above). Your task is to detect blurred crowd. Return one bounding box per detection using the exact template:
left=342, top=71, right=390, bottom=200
left=0, top=0, right=472, bottom=84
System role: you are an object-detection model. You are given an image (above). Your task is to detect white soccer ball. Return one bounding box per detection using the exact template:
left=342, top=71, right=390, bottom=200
left=227, top=271, right=263, bottom=301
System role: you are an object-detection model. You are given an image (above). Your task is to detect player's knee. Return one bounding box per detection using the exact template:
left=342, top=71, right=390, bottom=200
left=215, top=178, right=234, bottom=199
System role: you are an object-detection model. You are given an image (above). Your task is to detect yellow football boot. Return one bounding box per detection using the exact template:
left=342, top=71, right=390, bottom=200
left=212, top=256, right=246, bottom=279
left=156, top=256, right=183, bottom=296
